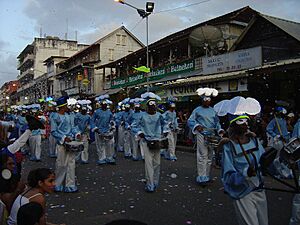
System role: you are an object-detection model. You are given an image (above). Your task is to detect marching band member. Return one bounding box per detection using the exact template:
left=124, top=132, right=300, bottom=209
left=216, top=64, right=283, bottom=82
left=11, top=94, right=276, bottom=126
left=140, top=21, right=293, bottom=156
left=51, top=96, right=81, bottom=193
left=48, top=101, right=58, bottom=158
left=289, top=117, right=300, bottom=225
left=127, top=98, right=144, bottom=161
left=74, top=100, right=92, bottom=164
left=162, top=98, right=179, bottom=161
left=92, top=95, right=116, bottom=165
left=122, top=99, right=133, bottom=158
left=188, top=88, right=223, bottom=186
left=217, top=96, right=267, bottom=225
left=115, top=103, right=125, bottom=152
left=28, top=105, right=42, bottom=162
left=137, top=92, right=168, bottom=192
left=266, top=106, right=289, bottom=150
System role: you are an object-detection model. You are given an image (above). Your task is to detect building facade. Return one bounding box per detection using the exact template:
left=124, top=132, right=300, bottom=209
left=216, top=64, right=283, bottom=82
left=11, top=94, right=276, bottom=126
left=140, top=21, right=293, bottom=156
left=16, top=37, right=87, bottom=104
left=55, top=26, right=144, bottom=99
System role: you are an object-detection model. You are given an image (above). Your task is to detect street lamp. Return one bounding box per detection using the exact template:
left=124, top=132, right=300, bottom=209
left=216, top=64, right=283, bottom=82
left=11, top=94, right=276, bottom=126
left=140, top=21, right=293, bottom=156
left=115, top=0, right=154, bottom=92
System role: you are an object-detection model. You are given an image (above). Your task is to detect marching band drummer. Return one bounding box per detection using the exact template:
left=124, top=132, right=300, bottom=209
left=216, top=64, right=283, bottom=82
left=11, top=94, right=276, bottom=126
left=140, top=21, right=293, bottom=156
left=74, top=100, right=92, bottom=164
left=162, top=98, right=179, bottom=161
left=50, top=96, right=81, bottom=193
left=288, top=116, right=300, bottom=225
left=92, top=95, right=116, bottom=165
left=219, top=96, right=267, bottom=225
left=188, top=88, right=224, bottom=186
left=122, top=99, right=133, bottom=159
left=127, top=98, right=144, bottom=161
left=137, top=92, right=168, bottom=192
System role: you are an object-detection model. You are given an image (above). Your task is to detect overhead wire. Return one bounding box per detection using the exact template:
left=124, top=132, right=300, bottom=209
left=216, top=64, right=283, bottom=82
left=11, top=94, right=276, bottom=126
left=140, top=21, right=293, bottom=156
left=155, top=0, right=211, bottom=14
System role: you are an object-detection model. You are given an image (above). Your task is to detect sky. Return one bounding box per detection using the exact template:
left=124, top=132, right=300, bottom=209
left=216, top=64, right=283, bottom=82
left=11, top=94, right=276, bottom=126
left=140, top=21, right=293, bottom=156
left=0, top=0, right=299, bottom=86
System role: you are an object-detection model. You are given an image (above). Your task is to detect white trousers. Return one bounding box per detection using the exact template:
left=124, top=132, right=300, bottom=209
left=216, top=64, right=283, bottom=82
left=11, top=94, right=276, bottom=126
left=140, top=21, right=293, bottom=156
left=29, top=135, right=42, bottom=160
left=234, top=191, right=268, bottom=225
left=196, top=134, right=213, bottom=180
left=140, top=140, right=161, bottom=188
left=123, top=130, right=132, bottom=157
left=117, top=126, right=125, bottom=151
left=131, top=134, right=142, bottom=160
left=55, top=145, right=76, bottom=189
left=95, top=133, right=115, bottom=162
left=79, top=134, right=89, bottom=162
left=48, top=134, right=57, bottom=157
left=166, top=131, right=177, bottom=159
left=290, top=194, right=300, bottom=225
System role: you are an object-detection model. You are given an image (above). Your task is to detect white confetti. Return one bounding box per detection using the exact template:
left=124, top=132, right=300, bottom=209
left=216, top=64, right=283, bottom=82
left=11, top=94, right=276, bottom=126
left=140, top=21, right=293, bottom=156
left=170, top=173, right=177, bottom=179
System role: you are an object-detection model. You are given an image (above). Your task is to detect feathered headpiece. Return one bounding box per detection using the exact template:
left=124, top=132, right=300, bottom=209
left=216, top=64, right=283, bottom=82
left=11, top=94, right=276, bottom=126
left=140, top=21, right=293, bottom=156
left=95, top=94, right=110, bottom=104
left=214, top=96, right=261, bottom=124
left=196, top=88, right=218, bottom=97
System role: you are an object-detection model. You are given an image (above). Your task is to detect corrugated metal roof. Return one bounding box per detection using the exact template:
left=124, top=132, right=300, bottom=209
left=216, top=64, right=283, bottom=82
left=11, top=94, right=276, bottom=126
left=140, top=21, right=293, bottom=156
left=261, top=14, right=300, bottom=42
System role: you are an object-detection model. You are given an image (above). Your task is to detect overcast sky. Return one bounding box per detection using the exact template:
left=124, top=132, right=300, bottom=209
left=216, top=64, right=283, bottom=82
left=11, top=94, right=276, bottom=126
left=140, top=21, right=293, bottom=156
left=0, top=0, right=299, bottom=86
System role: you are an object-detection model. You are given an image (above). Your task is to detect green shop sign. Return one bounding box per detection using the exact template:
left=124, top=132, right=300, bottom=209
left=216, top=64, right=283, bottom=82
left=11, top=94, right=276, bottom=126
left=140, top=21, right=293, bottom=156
left=111, top=59, right=195, bottom=89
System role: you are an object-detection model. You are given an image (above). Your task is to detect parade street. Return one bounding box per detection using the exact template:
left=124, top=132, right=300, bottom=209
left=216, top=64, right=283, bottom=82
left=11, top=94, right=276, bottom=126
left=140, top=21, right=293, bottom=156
left=21, top=141, right=293, bottom=225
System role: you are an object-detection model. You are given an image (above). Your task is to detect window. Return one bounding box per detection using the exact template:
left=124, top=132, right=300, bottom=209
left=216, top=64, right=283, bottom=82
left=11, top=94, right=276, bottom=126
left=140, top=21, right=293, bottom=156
left=109, top=49, right=114, bottom=61
left=116, top=34, right=121, bottom=45
left=121, top=35, right=126, bottom=46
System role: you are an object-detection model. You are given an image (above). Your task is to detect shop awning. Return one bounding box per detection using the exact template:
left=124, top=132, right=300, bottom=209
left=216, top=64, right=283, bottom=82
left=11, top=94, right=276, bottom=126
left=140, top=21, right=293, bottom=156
left=95, top=88, right=122, bottom=96
left=165, top=70, right=248, bottom=86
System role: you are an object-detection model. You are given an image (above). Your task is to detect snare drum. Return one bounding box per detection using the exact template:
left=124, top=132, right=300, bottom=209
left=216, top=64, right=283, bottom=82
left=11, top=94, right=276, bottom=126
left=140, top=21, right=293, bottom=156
left=101, top=132, right=114, bottom=141
left=205, top=135, right=221, bottom=148
left=64, top=141, right=84, bottom=153
left=284, top=137, right=300, bottom=162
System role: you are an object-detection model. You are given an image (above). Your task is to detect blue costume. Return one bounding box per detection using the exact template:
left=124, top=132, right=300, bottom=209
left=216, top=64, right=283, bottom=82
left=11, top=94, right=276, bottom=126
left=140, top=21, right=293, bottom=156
left=137, top=111, right=168, bottom=192
left=122, top=109, right=133, bottom=158
left=51, top=110, right=80, bottom=193
left=162, top=110, right=179, bottom=160
left=292, top=118, right=300, bottom=138
left=221, top=137, right=268, bottom=225
left=114, top=110, right=125, bottom=152
left=92, top=108, right=115, bottom=164
left=128, top=110, right=144, bottom=160
left=48, top=111, right=58, bottom=157
left=74, top=112, right=91, bottom=163
left=188, top=105, right=222, bottom=184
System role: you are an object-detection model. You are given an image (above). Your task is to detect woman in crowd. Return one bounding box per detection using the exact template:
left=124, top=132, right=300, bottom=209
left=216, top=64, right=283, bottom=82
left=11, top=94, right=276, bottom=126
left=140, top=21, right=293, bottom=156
left=7, top=168, right=65, bottom=225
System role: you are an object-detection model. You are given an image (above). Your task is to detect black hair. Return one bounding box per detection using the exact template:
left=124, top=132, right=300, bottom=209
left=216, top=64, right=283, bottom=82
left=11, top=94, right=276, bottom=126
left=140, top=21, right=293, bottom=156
left=27, top=168, right=54, bottom=188
left=0, top=153, right=10, bottom=170
left=17, top=202, right=43, bottom=225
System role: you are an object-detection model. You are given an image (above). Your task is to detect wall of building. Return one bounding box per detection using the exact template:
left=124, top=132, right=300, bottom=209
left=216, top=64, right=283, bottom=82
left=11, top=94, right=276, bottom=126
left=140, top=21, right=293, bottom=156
left=33, top=39, right=86, bottom=79
left=93, top=29, right=143, bottom=94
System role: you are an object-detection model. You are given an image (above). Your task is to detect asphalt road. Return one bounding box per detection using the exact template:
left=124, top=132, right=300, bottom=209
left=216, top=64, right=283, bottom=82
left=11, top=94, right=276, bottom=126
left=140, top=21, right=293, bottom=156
left=21, top=141, right=294, bottom=225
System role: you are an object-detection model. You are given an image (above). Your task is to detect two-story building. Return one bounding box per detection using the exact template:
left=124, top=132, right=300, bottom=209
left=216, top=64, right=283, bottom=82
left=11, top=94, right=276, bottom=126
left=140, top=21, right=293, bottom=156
left=55, top=26, right=144, bottom=99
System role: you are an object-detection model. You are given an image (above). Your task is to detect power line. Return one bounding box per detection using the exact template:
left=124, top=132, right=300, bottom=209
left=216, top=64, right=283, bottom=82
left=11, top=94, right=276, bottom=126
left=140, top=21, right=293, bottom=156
left=129, top=18, right=144, bottom=32
left=155, top=0, right=211, bottom=14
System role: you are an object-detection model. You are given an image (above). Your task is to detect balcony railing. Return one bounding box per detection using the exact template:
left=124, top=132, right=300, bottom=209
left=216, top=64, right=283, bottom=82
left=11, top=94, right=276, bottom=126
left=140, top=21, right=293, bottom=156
left=18, top=68, right=34, bottom=80
left=17, top=54, right=34, bottom=69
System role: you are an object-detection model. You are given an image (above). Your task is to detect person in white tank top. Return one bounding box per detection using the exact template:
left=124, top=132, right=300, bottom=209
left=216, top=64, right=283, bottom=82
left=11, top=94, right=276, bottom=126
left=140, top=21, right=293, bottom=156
left=7, top=168, right=65, bottom=225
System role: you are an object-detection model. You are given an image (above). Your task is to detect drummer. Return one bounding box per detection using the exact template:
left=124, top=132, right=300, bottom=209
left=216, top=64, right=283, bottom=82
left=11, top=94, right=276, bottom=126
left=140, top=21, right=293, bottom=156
left=74, top=100, right=92, bottom=164
left=162, top=97, right=179, bottom=161
left=188, top=88, right=224, bottom=186
left=91, top=95, right=116, bottom=165
left=50, top=96, right=81, bottom=193
left=289, top=116, right=300, bottom=225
